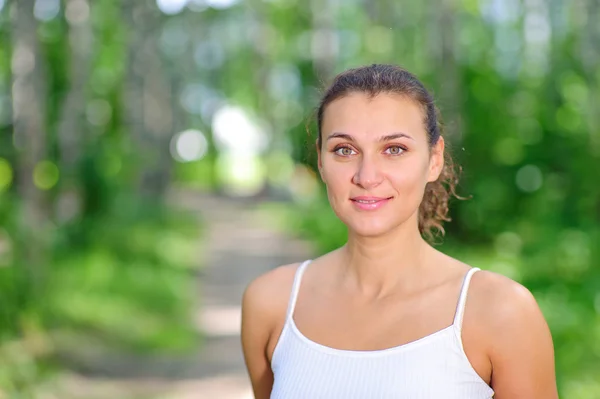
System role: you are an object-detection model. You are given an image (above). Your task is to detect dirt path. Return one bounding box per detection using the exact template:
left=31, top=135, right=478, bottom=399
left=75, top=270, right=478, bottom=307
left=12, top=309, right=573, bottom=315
left=41, top=190, right=314, bottom=399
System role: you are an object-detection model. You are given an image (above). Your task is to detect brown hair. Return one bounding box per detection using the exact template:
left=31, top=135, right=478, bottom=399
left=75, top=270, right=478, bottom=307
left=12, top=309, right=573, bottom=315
left=316, top=64, right=462, bottom=242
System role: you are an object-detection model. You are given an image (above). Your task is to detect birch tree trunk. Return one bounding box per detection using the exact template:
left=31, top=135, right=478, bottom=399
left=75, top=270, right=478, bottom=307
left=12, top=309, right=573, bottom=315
left=56, top=0, right=93, bottom=223
left=10, top=0, right=48, bottom=289
left=432, top=0, right=462, bottom=141
left=311, top=0, right=337, bottom=83
left=123, top=1, right=144, bottom=145
left=123, top=1, right=173, bottom=197
left=581, top=0, right=600, bottom=155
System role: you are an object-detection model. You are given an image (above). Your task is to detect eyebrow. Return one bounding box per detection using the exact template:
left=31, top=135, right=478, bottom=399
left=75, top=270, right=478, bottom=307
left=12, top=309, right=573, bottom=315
left=326, top=132, right=414, bottom=142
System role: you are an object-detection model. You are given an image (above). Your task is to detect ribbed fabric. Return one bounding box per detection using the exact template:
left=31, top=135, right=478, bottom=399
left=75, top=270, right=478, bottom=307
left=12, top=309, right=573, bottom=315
left=270, top=260, right=495, bottom=398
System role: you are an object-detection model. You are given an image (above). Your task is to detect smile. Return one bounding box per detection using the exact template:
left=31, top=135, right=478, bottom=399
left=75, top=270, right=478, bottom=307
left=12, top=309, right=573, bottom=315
left=350, top=196, right=392, bottom=211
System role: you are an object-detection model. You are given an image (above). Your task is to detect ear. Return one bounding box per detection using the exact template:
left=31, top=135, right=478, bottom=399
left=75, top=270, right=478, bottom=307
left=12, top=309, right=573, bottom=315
left=316, top=139, right=325, bottom=182
left=427, top=136, right=445, bottom=182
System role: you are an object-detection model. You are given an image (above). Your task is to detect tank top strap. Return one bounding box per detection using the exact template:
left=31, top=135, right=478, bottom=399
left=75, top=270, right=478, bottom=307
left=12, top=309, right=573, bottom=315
left=452, top=267, right=481, bottom=331
left=285, top=260, right=312, bottom=320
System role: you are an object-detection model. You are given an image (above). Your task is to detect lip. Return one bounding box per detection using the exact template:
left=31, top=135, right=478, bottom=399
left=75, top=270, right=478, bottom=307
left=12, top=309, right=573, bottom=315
left=350, top=196, right=392, bottom=211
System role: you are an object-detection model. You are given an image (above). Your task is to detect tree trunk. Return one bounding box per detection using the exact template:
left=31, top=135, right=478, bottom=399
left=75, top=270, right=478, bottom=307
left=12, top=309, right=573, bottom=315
left=311, top=0, right=337, bottom=83
left=10, top=0, right=48, bottom=290
left=432, top=0, right=462, bottom=142
left=581, top=0, right=600, bottom=156
left=123, top=1, right=173, bottom=197
left=56, top=0, right=93, bottom=223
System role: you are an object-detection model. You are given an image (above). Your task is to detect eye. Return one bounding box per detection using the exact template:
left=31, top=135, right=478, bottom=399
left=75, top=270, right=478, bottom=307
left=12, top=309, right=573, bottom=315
left=333, top=146, right=356, bottom=156
left=384, top=145, right=406, bottom=155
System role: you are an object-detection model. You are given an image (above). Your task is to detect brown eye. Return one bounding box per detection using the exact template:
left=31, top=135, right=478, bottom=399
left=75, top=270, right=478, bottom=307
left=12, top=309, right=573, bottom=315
left=385, top=146, right=405, bottom=155
left=334, top=146, right=356, bottom=156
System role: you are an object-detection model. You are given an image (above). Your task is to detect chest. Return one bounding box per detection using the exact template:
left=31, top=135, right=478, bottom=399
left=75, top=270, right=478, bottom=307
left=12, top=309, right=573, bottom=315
left=292, top=286, right=457, bottom=351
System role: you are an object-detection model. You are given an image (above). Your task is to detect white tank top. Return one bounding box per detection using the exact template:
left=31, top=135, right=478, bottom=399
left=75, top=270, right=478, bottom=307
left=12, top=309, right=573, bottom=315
left=270, top=260, right=495, bottom=398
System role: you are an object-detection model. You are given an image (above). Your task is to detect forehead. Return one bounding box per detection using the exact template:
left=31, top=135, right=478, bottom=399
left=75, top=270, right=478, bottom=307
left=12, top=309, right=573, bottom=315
left=321, top=93, right=426, bottom=140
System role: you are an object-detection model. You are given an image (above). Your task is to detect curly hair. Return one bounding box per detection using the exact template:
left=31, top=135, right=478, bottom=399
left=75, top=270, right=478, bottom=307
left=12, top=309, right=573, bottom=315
left=315, top=64, right=463, bottom=242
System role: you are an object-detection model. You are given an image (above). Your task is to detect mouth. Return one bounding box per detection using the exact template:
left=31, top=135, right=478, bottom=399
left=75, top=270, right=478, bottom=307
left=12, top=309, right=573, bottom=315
left=350, top=196, right=393, bottom=211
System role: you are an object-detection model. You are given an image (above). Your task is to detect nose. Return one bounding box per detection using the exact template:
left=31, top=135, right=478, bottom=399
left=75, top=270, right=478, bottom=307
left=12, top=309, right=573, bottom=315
left=352, top=155, right=383, bottom=189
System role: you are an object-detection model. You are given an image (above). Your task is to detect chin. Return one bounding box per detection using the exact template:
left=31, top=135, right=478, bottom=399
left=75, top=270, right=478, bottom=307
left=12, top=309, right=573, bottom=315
left=333, top=204, right=419, bottom=239
left=344, top=218, right=400, bottom=238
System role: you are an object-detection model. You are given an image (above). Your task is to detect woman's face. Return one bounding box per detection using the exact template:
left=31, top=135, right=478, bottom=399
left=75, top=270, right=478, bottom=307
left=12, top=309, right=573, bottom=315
left=317, top=92, right=444, bottom=238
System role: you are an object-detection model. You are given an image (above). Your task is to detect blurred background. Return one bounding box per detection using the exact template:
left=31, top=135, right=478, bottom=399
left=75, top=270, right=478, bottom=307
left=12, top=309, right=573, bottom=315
left=0, top=0, right=599, bottom=397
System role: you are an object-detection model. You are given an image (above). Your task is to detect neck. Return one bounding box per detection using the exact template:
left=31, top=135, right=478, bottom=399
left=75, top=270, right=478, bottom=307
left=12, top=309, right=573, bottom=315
left=339, top=222, right=435, bottom=298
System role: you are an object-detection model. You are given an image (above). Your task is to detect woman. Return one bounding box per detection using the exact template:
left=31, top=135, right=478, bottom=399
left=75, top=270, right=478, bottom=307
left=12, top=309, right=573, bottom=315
left=241, top=64, right=558, bottom=398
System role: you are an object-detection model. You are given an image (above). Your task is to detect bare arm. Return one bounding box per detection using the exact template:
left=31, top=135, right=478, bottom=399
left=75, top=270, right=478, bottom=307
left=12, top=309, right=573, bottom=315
left=241, top=277, right=275, bottom=399
left=241, top=265, right=296, bottom=399
left=479, top=273, right=559, bottom=398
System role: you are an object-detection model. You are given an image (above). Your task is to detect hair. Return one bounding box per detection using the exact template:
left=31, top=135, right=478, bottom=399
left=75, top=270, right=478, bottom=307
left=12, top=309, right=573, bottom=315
left=315, top=64, right=462, bottom=242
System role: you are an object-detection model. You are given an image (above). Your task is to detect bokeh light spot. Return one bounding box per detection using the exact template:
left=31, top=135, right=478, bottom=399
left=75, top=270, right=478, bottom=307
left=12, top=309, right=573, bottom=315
left=34, top=0, right=60, bottom=22
left=495, top=231, right=523, bottom=256
left=267, top=65, right=301, bottom=101
left=160, top=23, right=189, bottom=58
left=216, top=152, right=265, bottom=197
left=65, top=0, right=90, bottom=25
left=157, top=0, right=188, bottom=15
left=86, top=99, right=112, bottom=126
left=517, top=117, right=543, bottom=145
left=194, top=41, right=225, bottom=70
left=0, top=158, right=13, bottom=192
left=560, top=72, right=588, bottom=107
left=493, top=137, right=524, bottom=165
left=516, top=164, right=543, bottom=192
left=556, top=106, right=583, bottom=133
left=212, top=105, right=268, bottom=155
left=33, top=161, right=60, bottom=190
left=99, top=153, right=122, bottom=177
left=171, top=129, right=208, bottom=162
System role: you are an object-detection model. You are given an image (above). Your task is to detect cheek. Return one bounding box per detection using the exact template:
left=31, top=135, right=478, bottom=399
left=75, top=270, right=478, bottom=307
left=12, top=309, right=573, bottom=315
left=321, top=164, right=355, bottom=213
left=390, top=160, right=430, bottom=192
left=322, top=165, right=349, bottom=194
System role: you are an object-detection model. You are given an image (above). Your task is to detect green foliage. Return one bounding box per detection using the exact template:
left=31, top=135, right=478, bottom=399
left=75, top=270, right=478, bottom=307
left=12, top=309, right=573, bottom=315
left=174, top=153, right=218, bottom=191
left=48, top=195, right=202, bottom=354
left=0, top=2, right=204, bottom=394
left=0, top=188, right=202, bottom=395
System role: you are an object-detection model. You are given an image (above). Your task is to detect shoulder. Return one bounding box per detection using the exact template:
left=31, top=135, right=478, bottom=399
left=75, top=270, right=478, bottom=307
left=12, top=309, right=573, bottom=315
left=243, top=262, right=302, bottom=308
left=468, top=270, right=553, bottom=356
left=469, top=270, right=544, bottom=327
left=463, top=272, right=558, bottom=396
left=241, top=262, right=303, bottom=330
left=241, top=262, right=306, bottom=396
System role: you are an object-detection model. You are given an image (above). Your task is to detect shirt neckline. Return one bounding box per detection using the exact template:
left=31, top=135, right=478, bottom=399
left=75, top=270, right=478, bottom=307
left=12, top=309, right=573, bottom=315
left=288, top=316, right=456, bottom=358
